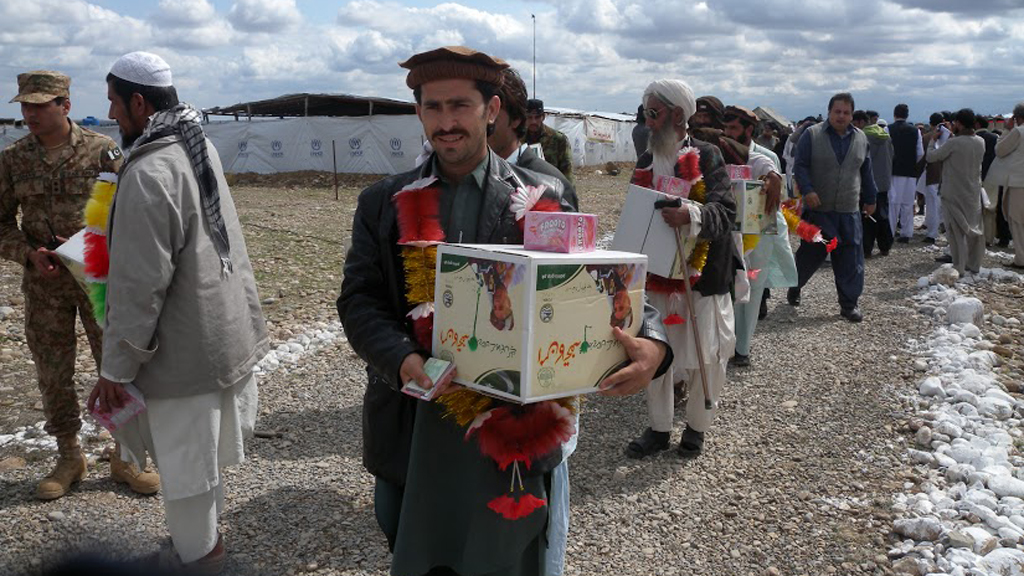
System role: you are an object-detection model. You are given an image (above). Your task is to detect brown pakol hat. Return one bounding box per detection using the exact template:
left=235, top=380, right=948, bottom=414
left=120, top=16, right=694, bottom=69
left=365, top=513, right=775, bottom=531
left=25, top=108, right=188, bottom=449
left=399, top=46, right=508, bottom=89
left=10, top=70, right=70, bottom=104
left=724, top=105, right=759, bottom=126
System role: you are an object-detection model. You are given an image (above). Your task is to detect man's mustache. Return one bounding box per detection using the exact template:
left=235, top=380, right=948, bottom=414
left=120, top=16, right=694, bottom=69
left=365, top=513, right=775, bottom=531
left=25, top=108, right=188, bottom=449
left=432, top=129, right=470, bottom=140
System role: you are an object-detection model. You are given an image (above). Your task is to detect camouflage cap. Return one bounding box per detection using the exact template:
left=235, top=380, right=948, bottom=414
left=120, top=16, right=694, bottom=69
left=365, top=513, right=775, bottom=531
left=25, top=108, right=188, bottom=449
left=10, top=71, right=70, bottom=104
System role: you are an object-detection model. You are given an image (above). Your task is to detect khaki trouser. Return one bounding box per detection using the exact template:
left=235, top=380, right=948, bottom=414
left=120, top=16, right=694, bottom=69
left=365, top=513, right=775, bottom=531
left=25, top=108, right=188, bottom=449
left=1005, top=186, right=1024, bottom=266
left=22, top=265, right=102, bottom=439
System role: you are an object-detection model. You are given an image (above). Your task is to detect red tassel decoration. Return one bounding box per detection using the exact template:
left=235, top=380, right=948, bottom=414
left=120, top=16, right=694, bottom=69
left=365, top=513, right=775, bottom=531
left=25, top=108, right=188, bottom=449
left=631, top=168, right=653, bottom=189
left=394, top=187, right=444, bottom=244
left=676, top=150, right=701, bottom=182
left=487, top=493, right=548, bottom=520
left=83, top=232, right=108, bottom=279
left=467, top=402, right=575, bottom=471
left=516, top=198, right=565, bottom=232
left=826, top=237, right=839, bottom=253
left=663, top=314, right=685, bottom=325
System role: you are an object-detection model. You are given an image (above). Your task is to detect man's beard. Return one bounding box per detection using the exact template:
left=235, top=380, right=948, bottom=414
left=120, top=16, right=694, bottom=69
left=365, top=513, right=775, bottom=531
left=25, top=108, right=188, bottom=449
left=120, top=129, right=141, bottom=149
left=648, top=122, right=680, bottom=163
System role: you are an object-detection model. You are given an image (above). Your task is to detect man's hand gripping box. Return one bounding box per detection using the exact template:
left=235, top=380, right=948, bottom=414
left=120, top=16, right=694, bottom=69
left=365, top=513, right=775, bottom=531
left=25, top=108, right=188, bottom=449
left=433, top=244, right=647, bottom=404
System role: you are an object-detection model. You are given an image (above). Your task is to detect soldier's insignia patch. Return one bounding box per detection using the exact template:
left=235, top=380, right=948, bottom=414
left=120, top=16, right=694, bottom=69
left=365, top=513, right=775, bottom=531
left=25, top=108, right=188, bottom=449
left=107, top=147, right=123, bottom=161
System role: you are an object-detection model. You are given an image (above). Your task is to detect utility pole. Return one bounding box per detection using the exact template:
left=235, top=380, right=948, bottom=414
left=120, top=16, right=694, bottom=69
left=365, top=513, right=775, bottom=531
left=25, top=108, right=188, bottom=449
left=532, top=14, right=537, bottom=98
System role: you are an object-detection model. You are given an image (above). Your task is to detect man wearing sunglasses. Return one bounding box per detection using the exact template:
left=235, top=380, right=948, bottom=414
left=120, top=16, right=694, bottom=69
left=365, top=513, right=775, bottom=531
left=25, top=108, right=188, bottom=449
left=625, top=79, right=737, bottom=460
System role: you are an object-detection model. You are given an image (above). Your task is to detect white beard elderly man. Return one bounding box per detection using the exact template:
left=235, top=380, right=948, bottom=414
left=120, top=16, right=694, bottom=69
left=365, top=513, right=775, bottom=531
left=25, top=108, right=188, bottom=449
left=87, top=52, right=269, bottom=573
left=625, top=79, right=738, bottom=459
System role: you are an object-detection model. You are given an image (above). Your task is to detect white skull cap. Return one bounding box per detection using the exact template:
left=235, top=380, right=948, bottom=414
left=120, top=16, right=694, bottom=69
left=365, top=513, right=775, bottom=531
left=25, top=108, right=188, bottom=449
left=109, top=52, right=172, bottom=87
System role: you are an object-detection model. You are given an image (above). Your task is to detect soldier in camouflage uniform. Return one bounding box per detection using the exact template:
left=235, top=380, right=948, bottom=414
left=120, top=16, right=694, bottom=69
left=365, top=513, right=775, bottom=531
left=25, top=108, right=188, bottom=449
left=0, top=71, right=158, bottom=499
left=524, top=98, right=575, bottom=184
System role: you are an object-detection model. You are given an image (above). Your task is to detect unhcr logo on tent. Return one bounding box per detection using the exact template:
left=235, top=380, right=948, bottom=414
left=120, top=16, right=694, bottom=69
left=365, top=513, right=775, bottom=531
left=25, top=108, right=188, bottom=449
left=237, top=140, right=249, bottom=158
left=390, top=137, right=404, bottom=158
left=271, top=140, right=284, bottom=158
left=310, top=138, right=323, bottom=158
left=349, top=137, right=363, bottom=158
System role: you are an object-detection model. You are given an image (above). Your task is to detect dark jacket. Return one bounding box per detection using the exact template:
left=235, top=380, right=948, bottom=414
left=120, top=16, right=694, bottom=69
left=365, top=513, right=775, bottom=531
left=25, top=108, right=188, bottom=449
left=635, top=137, right=739, bottom=297
left=978, top=129, right=997, bottom=181
left=338, top=149, right=672, bottom=485
left=890, top=119, right=920, bottom=178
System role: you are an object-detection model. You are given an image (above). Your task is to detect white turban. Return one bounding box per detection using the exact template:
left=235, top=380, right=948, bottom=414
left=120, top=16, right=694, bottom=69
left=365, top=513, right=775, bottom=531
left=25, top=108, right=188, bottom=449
left=643, top=79, right=696, bottom=124
left=109, top=52, right=173, bottom=87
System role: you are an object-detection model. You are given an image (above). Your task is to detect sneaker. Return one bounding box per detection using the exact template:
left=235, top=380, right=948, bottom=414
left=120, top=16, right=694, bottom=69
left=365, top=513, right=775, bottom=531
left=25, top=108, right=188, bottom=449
left=111, top=455, right=161, bottom=495
left=923, top=237, right=936, bottom=245
left=934, top=254, right=953, bottom=264
left=840, top=307, right=863, bottom=323
left=625, top=428, right=670, bottom=459
left=787, top=287, right=801, bottom=306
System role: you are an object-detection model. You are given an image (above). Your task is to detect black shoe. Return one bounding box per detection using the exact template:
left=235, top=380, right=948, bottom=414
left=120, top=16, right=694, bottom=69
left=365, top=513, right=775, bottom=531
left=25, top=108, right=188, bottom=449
left=922, top=237, right=936, bottom=245
left=730, top=353, right=750, bottom=367
left=787, top=287, right=801, bottom=306
left=677, top=426, right=705, bottom=458
left=998, top=240, right=1010, bottom=248
left=625, top=428, right=670, bottom=459
left=758, top=291, right=769, bottom=320
left=934, top=254, right=953, bottom=264
left=896, top=237, right=910, bottom=244
left=1007, top=262, right=1024, bottom=271
left=840, top=307, right=863, bottom=322
left=864, top=251, right=873, bottom=259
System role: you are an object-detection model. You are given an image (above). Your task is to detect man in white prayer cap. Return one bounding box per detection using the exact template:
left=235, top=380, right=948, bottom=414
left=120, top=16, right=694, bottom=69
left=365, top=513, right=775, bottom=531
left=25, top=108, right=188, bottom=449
left=624, top=79, right=738, bottom=460
left=88, top=51, right=269, bottom=573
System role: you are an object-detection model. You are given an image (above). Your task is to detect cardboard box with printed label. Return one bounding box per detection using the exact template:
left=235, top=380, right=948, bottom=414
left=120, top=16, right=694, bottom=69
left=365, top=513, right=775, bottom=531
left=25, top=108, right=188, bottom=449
left=433, top=244, right=647, bottom=403
left=733, top=180, right=778, bottom=235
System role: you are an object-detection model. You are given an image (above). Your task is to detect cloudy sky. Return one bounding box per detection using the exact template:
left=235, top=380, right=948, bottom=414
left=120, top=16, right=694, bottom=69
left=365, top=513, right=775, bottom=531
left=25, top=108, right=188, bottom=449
left=1, top=0, right=1022, bottom=124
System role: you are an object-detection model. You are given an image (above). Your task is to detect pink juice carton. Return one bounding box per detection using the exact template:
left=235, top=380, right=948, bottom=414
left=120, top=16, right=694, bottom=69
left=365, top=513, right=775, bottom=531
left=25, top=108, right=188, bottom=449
left=89, top=383, right=147, bottom=433
left=726, top=164, right=753, bottom=180
left=524, top=212, right=597, bottom=254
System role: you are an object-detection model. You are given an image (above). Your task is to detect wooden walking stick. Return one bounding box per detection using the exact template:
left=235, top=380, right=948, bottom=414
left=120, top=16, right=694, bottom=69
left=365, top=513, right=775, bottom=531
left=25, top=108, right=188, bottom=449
left=655, top=197, right=713, bottom=410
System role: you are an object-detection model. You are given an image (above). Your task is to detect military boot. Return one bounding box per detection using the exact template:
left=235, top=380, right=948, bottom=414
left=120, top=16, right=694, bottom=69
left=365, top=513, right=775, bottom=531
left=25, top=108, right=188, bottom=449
left=110, top=442, right=160, bottom=495
left=35, top=435, right=88, bottom=500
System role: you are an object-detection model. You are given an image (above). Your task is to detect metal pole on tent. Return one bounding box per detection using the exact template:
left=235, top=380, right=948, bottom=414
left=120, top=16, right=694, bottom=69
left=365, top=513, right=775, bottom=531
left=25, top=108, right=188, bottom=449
left=332, top=140, right=338, bottom=201
left=532, top=14, right=536, bottom=98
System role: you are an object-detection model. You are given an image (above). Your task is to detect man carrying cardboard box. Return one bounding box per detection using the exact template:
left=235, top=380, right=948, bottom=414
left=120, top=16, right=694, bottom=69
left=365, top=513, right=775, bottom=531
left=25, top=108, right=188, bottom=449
left=624, top=79, right=738, bottom=460
left=337, top=46, right=671, bottom=576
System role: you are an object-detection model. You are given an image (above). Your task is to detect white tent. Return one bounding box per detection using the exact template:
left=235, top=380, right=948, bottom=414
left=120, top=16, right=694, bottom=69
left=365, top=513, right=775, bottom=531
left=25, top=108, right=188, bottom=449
left=0, top=104, right=640, bottom=175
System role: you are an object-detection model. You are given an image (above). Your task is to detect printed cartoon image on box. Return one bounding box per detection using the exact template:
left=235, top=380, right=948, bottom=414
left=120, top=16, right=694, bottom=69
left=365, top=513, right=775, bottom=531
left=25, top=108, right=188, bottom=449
left=586, top=263, right=640, bottom=329
left=435, top=252, right=526, bottom=400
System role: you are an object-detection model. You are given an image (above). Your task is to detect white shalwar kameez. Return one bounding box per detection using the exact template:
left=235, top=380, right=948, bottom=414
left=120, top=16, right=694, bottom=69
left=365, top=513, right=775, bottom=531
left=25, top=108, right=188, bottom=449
left=645, top=145, right=735, bottom=434
left=114, top=374, right=258, bottom=562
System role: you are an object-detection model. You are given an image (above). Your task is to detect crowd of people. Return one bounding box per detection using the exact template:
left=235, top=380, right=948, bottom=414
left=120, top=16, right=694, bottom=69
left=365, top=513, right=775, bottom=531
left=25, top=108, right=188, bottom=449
left=1, top=43, right=1022, bottom=576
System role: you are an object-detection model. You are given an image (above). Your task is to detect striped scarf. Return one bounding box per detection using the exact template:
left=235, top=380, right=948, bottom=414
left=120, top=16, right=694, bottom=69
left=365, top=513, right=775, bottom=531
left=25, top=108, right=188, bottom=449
left=128, top=103, right=232, bottom=273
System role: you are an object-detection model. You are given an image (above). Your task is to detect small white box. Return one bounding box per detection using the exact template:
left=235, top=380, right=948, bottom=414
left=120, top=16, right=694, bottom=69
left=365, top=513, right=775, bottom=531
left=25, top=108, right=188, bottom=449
left=53, top=229, right=90, bottom=294
left=432, top=244, right=647, bottom=403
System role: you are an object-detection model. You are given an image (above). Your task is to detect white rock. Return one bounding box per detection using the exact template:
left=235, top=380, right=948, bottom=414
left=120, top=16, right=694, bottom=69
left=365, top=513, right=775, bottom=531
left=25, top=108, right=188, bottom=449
left=932, top=265, right=961, bottom=287
left=0, top=306, right=14, bottom=319
left=914, top=359, right=929, bottom=371
left=990, top=476, right=1024, bottom=499
left=934, top=421, right=963, bottom=439
left=894, top=517, right=945, bottom=541
left=992, top=314, right=1007, bottom=326
left=964, top=526, right=999, bottom=555
left=980, top=548, right=1024, bottom=575
left=978, top=397, right=1014, bottom=420
left=961, top=323, right=983, bottom=339
left=920, top=377, right=946, bottom=397
left=909, top=449, right=935, bottom=465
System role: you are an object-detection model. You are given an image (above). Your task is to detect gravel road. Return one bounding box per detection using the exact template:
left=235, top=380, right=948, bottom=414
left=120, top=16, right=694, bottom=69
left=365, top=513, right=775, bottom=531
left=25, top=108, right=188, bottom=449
left=1, top=170, right=1020, bottom=576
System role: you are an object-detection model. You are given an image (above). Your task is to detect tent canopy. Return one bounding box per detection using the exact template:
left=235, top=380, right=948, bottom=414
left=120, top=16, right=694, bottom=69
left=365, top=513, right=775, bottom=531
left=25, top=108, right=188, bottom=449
left=205, top=93, right=416, bottom=118
left=753, top=106, right=792, bottom=128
